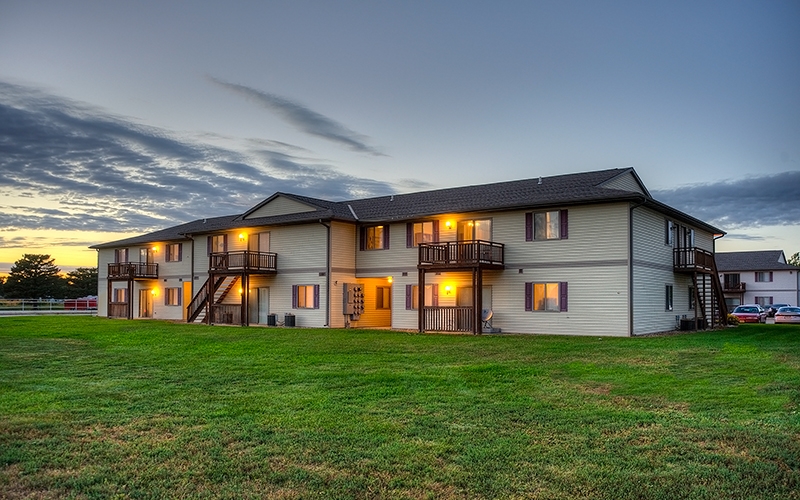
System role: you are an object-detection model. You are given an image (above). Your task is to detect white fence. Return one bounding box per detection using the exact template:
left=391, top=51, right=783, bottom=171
left=0, top=298, right=98, bottom=316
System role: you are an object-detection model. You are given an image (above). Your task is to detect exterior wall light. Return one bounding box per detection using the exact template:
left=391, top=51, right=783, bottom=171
left=387, top=276, right=393, bottom=284
left=445, top=285, right=452, bottom=295
left=239, top=233, right=247, bottom=242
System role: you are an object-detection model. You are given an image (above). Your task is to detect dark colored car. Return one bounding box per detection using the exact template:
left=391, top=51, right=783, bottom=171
left=731, top=305, right=767, bottom=323
left=766, top=303, right=790, bottom=317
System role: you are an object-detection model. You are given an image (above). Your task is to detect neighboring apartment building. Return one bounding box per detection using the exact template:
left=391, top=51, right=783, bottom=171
left=90, top=167, right=728, bottom=336
left=716, top=250, right=800, bottom=308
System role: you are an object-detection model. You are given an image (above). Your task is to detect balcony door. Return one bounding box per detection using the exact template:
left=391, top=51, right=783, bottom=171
left=139, top=248, right=154, bottom=264
left=457, top=219, right=491, bottom=241
left=248, top=232, right=270, bottom=252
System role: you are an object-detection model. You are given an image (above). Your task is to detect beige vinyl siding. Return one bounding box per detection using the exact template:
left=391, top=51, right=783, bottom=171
left=600, top=171, right=646, bottom=194
left=631, top=207, right=686, bottom=334
left=329, top=221, right=357, bottom=328
left=96, top=248, right=115, bottom=317
left=244, top=196, right=317, bottom=219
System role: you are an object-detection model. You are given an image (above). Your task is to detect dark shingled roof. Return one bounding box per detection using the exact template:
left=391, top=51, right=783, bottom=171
left=91, top=167, right=724, bottom=249
left=716, top=251, right=800, bottom=272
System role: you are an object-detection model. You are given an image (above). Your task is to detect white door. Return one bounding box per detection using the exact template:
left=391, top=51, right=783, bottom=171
left=258, top=287, right=270, bottom=324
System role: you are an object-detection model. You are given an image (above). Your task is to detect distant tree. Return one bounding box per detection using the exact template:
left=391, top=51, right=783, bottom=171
left=789, top=252, right=800, bottom=268
left=0, top=276, right=5, bottom=298
left=3, top=254, right=66, bottom=299
left=65, top=267, right=98, bottom=298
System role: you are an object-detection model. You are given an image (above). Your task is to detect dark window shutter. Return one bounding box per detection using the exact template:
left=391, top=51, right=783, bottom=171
left=384, top=225, right=390, bottom=249
left=405, top=284, right=412, bottom=310
left=560, top=210, right=568, bottom=239
left=525, top=213, right=533, bottom=241
left=525, top=282, right=533, bottom=311
left=164, top=291, right=168, bottom=306
left=166, top=245, right=171, bottom=262
left=179, top=243, right=183, bottom=262
left=755, top=272, right=758, bottom=282
left=406, top=223, right=413, bottom=248
left=560, top=282, right=568, bottom=311
left=292, top=285, right=298, bottom=309
left=177, top=289, right=182, bottom=306
left=769, top=272, right=773, bottom=282
left=313, top=285, right=320, bottom=309
left=432, top=284, right=439, bottom=307
left=223, top=234, right=228, bottom=252
left=359, top=227, right=366, bottom=251
left=433, top=220, right=440, bottom=242
left=207, top=237, right=212, bottom=256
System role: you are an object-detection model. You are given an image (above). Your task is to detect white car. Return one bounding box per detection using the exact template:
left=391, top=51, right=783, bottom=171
left=774, top=306, right=800, bottom=324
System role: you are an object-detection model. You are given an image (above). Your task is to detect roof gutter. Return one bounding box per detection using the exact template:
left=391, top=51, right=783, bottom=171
left=319, top=220, right=331, bottom=327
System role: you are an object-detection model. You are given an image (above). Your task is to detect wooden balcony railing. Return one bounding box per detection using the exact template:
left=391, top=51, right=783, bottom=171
left=108, top=262, right=158, bottom=279
left=419, top=240, right=504, bottom=269
left=209, top=251, right=277, bottom=273
left=673, top=247, right=716, bottom=273
left=723, top=282, right=746, bottom=293
left=423, top=306, right=474, bottom=332
left=108, top=302, right=129, bottom=318
left=210, top=304, right=242, bottom=325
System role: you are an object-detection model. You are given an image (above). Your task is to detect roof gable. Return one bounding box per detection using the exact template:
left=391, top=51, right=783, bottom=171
left=242, top=194, right=322, bottom=219
left=598, top=168, right=651, bottom=197
left=715, top=250, right=799, bottom=272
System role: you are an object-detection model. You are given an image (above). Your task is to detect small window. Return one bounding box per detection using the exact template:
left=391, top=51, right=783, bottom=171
left=689, top=286, right=695, bottom=310
left=376, top=286, right=391, bottom=309
left=406, top=284, right=437, bottom=309
left=755, top=272, right=773, bottom=283
left=665, top=220, right=674, bottom=246
left=665, top=285, right=674, bottom=311
left=139, top=247, right=154, bottom=264
left=360, top=225, right=389, bottom=250
left=755, top=296, right=773, bottom=307
left=525, top=282, right=568, bottom=312
left=165, top=287, right=181, bottom=306
left=406, top=221, right=438, bottom=247
left=112, top=288, right=128, bottom=303
left=166, top=243, right=182, bottom=262
left=526, top=210, right=568, bottom=241
left=114, top=248, right=129, bottom=263
left=293, top=285, right=320, bottom=309
left=208, top=234, right=227, bottom=255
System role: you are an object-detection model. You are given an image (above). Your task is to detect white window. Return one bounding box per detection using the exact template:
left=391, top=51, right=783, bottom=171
left=534, top=211, right=560, bottom=240
left=755, top=296, right=773, bottom=307
left=755, top=272, right=773, bottom=283
left=114, top=248, right=128, bottom=263
left=362, top=225, right=388, bottom=250
left=689, top=286, right=695, bottom=310
left=412, top=222, right=434, bottom=246
left=525, top=282, right=568, bottom=312
left=166, top=243, right=182, bottom=262
left=165, top=287, right=181, bottom=306
left=409, top=284, right=434, bottom=310
left=665, top=285, right=674, bottom=311
left=665, top=220, right=674, bottom=246
left=294, top=285, right=319, bottom=309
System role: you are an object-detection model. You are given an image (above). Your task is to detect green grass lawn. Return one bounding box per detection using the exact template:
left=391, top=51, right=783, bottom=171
left=1, top=317, right=798, bottom=499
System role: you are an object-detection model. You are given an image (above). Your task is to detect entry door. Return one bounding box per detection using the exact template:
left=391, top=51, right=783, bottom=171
left=248, top=288, right=270, bottom=324
left=139, top=289, right=153, bottom=318
left=258, top=287, right=270, bottom=324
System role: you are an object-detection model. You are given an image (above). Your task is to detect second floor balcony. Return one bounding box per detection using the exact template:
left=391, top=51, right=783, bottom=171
left=673, top=247, right=716, bottom=274
left=419, top=240, right=504, bottom=270
left=107, top=262, right=159, bottom=279
left=209, top=251, right=277, bottom=274
left=723, top=282, right=746, bottom=294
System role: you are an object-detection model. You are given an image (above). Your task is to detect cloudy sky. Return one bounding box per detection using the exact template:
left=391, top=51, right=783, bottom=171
left=1, top=1, right=799, bottom=273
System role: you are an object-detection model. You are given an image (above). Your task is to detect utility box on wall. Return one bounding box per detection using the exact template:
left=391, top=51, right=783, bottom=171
left=343, top=283, right=365, bottom=321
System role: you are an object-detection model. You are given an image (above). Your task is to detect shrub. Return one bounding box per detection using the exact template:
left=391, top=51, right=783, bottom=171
left=726, top=314, right=740, bottom=325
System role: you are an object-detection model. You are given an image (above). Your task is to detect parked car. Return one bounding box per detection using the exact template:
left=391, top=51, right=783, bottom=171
left=766, top=303, right=791, bottom=317
left=730, top=305, right=767, bottom=323
left=774, top=306, right=800, bottom=324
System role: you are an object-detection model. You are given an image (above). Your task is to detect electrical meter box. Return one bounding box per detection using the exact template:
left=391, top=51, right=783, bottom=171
left=343, top=283, right=365, bottom=320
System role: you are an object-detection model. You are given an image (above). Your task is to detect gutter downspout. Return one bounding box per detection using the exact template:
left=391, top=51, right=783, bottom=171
left=629, top=200, right=645, bottom=337
left=319, top=220, right=331, bottom=327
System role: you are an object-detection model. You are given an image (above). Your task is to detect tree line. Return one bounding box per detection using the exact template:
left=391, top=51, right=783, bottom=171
left=0, top=254, right=98, bottom=299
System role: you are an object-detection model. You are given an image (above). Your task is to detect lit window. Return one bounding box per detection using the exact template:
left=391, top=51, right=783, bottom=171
left=165, top=287, right=181, bottom=306
left=166, top=243, right=182, bottom=262
left=361, top=225, right=388, bottom=250
left=294, top=285, right=319, bottom=309
left=376, top=286, right=391, bottom=309
left=525, top=282, right=568, bottom=312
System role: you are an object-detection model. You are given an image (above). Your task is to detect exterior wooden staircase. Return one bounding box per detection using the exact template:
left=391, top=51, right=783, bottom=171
left=186, top=275, right=239, bottom=324
left=675, top=247, right=728, bottom=328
